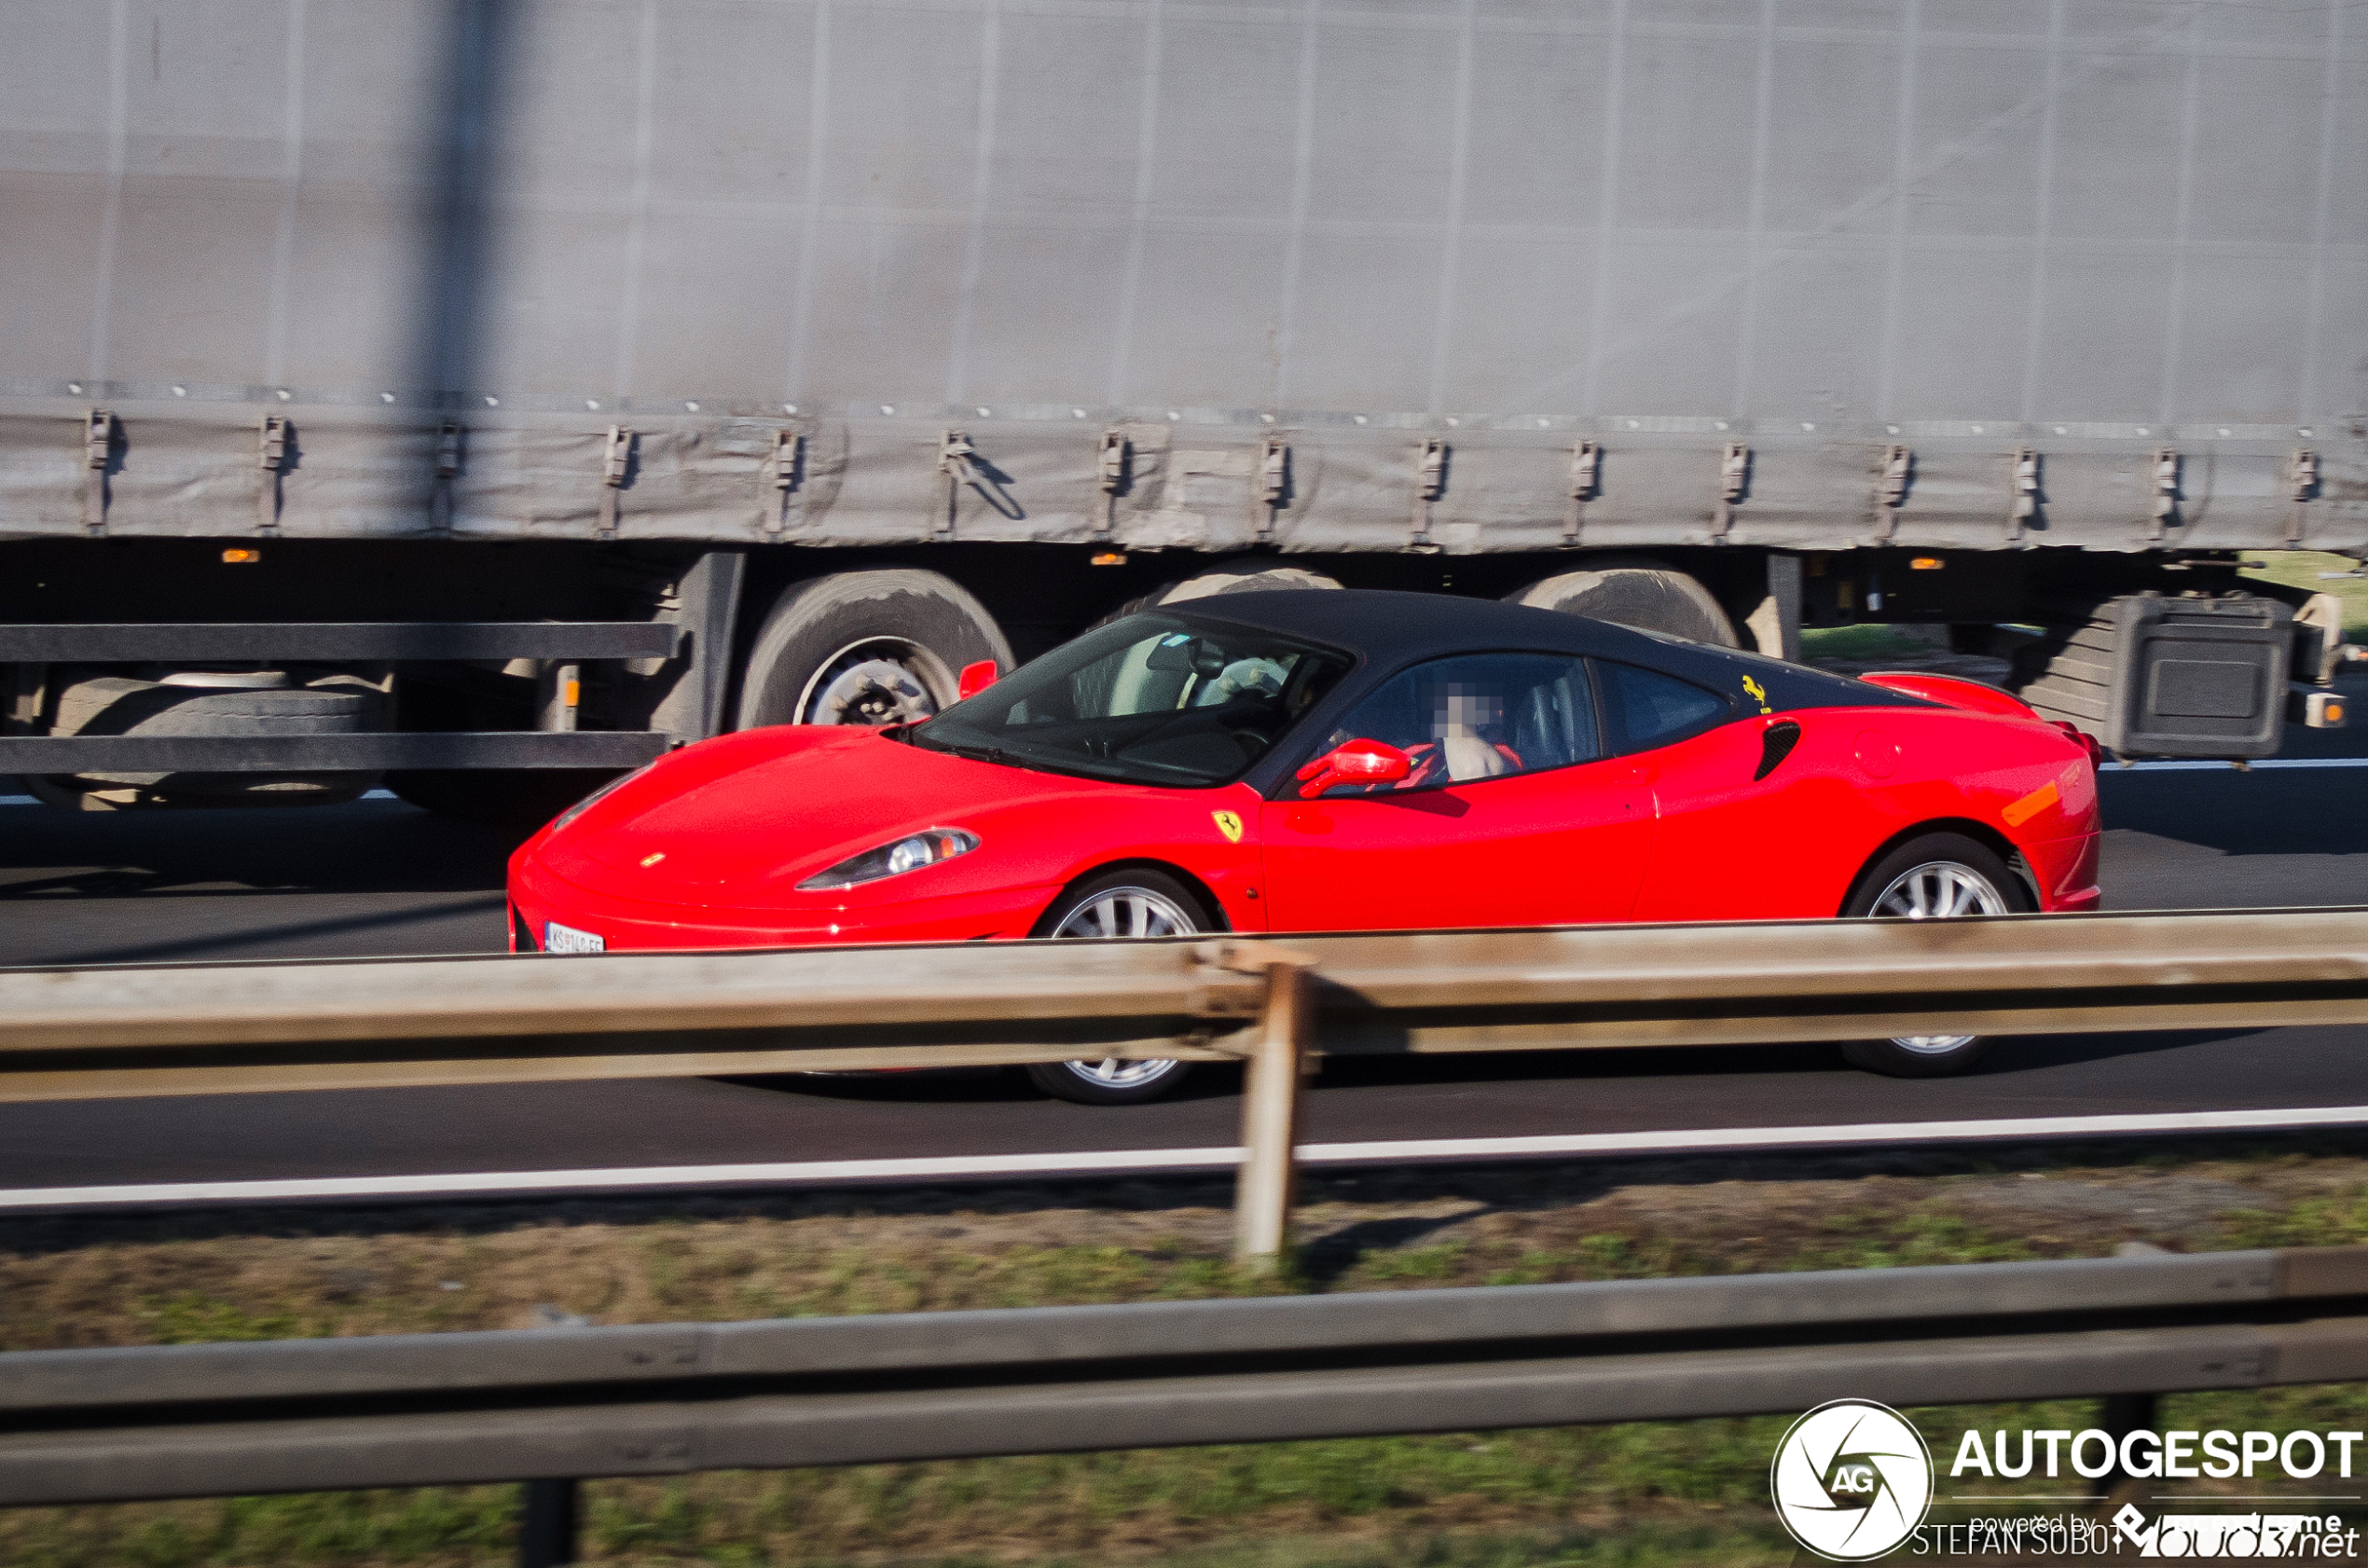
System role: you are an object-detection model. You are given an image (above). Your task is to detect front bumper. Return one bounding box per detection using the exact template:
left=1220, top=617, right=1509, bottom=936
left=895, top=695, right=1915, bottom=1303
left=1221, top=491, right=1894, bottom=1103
left=508, top=853, right=1060, bottom=953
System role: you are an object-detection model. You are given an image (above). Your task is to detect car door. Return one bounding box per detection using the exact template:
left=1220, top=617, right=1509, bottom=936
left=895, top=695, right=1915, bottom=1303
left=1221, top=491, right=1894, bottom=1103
left=1259, top=652, right=1655, bottom=931
left=1596, top=657, right=1838, bottom=922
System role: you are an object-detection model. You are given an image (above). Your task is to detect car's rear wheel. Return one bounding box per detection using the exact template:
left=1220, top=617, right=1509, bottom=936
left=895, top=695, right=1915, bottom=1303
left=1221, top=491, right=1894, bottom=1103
left=1026, top=869, right=1205, bottom=1105
left=1838, top=832, right=2029, bottom=1078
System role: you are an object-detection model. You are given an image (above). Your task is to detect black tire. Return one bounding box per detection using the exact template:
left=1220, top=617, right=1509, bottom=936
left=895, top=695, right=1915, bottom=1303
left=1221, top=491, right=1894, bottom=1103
left=1091, top=562, right=1343, bottom=631
left=1025, top=867, right=1211, bottom=1105
left=38, top=672, right=384, bottom=809
left=1837, top=832, right=2031, bottom=1078
left=382, top=767, right=623, bottom=830
left=383, top=676, right=625, bottom=829
left=737, top=569, right=1012, bottom=730
left=1505, top=564, right=1739, bottom=647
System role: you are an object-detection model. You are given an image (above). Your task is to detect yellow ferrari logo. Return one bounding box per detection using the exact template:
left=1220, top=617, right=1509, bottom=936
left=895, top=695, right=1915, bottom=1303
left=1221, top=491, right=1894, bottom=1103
left=1742, top=675, right=1771, bottom=714
left=1212, top=810, right=1245, bottom=844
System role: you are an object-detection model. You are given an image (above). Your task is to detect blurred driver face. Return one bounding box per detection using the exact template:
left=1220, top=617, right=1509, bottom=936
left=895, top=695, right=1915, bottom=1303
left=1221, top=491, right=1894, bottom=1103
left=1427, top=680, right=1502, bottom=737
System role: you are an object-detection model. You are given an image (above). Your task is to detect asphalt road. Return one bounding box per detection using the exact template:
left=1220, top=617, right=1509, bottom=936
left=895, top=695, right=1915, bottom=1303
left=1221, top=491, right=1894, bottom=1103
left=4, top=747, right=2366, bottom=1193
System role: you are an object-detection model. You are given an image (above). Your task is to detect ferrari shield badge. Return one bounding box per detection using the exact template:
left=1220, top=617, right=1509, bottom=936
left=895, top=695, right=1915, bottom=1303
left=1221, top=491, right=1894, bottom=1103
left=1211, top=810, right=1245, bottom=844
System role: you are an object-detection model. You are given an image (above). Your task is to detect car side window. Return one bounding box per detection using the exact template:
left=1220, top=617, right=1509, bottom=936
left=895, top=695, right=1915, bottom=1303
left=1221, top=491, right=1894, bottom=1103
left=1595, top=660, right=1729, bottom=753
left=1311, top=652, right=1598, bottom=795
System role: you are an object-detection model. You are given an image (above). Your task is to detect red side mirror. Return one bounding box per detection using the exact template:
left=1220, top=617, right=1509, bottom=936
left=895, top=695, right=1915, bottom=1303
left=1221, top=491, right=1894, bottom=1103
left=957, top=659, right=999, bottom=700
left=1295, top=738, right=1411, bottom=799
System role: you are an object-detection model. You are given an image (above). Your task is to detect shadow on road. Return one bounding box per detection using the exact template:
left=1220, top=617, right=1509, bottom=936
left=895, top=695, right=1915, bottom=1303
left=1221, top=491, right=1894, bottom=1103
left=2100, top=767, right=2368, bottom=860
left=29, top=896, right=509, bottom=968
left=1976, top=1027, right=2258, bottom=1073
left=0, top=795, right=525, bottom=900
left=718, top=1027, right=2247, bottom=1110
left=717, top=1065, right=1247, bottom=1107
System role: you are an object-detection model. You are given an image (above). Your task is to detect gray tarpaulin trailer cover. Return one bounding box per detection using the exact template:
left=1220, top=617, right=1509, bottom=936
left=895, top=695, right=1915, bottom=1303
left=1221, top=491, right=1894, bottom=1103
left=0, top=0, right=2362, bottom=554
left=1, top=0, right=2362, bottom=806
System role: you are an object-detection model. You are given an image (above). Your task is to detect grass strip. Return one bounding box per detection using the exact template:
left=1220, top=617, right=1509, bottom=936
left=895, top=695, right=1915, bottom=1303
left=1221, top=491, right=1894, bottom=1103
left=7, top=1137, right=2367, bottom=1567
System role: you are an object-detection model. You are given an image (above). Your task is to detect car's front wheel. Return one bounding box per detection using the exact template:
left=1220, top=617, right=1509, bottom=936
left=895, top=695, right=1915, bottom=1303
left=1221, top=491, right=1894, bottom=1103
left=1838, top=832, right=2030, bottom=1078
left=1027, top=869, right=1205, bottom=1105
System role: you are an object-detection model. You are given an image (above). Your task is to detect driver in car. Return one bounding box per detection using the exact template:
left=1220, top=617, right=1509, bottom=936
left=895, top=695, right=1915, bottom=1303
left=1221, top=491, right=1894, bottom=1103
left=1320, top=674, right=1526, bottom=792
left=1404, top=678, right=1523, bottom=786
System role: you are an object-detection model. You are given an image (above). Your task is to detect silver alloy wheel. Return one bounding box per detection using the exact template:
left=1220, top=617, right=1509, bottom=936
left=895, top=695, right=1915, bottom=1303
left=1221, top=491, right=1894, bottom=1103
left=1052, top=887, right=1198, bottom=941
left=1869, top=859, right=2011, bottom=1054
left=1049, top=885, right=1196, bottom=1088
left=796, top=640, right=943, bottom=726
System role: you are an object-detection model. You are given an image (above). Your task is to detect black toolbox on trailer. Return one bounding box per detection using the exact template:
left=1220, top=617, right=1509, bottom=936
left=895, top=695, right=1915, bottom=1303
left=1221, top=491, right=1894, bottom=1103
left=2009, top=593, right=2292, bottom=761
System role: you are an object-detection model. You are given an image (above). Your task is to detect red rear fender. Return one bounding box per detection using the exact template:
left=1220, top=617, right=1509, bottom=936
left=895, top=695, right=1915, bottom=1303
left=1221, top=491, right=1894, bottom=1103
left=1857, top=670, right=2038, bottom=719
left=2025, top=831, right=2101, bottom=913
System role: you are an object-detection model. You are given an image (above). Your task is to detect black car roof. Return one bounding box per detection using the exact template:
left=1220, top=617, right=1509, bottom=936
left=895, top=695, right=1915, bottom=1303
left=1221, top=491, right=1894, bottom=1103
left=1176, top=587, right=1661, bottom=660
left=1172, top=587, right=1932, bottom=716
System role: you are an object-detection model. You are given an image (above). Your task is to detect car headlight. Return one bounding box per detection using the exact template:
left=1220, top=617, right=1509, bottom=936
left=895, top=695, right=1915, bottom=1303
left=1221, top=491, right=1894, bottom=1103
left=796, top=828, right=980, bottom=891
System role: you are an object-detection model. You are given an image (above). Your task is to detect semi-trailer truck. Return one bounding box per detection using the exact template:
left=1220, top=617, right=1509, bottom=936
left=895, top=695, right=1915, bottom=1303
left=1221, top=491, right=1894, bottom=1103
left=3, top=0, right=2361, bottom=822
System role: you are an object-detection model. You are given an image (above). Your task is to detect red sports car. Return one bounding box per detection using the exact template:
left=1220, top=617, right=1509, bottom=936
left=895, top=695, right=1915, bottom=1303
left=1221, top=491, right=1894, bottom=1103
left=508, top=589, right=2100, bottom=1102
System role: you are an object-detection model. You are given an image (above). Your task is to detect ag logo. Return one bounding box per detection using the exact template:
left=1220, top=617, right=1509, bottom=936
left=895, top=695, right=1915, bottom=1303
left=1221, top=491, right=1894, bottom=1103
left=1769, top=1399, right=1933, bottom=1561
left=1211, top=810, right=1245, bottom=844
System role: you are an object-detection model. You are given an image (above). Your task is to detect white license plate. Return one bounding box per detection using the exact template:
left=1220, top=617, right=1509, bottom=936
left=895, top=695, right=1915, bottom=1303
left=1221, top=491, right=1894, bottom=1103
left=544, top=921, right=605, bottom=954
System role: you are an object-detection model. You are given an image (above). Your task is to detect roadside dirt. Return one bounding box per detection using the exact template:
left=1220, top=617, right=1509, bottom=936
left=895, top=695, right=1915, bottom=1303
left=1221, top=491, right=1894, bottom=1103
left=5, top=1135, right=2363, bottom=1568
left=3, top=1135, right=2356, bottom=1351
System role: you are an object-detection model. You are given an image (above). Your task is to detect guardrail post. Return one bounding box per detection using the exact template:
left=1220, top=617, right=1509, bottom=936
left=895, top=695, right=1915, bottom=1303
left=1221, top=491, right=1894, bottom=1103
left=1230, top=948, right=1316, bottom=1270
left=2097, top=1392, right=2159, bottom=1494
left=519, top=1477, right=579, bottom=1567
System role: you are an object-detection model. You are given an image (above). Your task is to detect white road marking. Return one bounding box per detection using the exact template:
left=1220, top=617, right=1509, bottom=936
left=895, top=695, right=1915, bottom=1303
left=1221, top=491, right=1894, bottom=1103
left=2113, top=757, right=2368, bottom=772
left=5, top=1103, right=2364, bottom=1212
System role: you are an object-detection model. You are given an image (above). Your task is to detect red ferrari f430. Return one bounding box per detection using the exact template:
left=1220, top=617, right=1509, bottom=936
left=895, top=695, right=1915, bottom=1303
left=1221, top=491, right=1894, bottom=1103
left=509, top=590, right=2101, bottom=1101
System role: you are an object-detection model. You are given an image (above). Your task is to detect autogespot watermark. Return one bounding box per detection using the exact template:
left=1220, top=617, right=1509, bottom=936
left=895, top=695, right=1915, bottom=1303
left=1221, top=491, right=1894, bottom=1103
left=1772, top=1400, right=1937, bottom=1561
left=1948, top=1427, right=2368, bottom=1487
left=1771, top=1403, right=2365, bottom=1561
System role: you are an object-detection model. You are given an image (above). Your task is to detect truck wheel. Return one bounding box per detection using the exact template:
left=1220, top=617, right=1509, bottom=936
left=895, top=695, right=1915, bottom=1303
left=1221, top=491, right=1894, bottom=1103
left=1094, top=562, right=1343, bottom=628
left=32, top=671, right=384, bottom=810
left=1506, top=565, right=1739, bottom=647
left=737, top=570, right=1012, bottom=729
left=1836, top=832, right=2030, bottom=1078
left=1024, top=868, right=1207, bottom=1105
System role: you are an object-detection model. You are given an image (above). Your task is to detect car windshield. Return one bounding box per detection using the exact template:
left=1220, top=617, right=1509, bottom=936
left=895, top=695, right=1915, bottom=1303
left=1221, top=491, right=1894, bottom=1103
left=909, top=612, right=1352, bottom=787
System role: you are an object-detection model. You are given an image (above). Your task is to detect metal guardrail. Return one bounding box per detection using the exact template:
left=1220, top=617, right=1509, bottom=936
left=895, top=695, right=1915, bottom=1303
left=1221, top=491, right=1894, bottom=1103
left=13, top=906, right=2368, bottom=1089
left=11, top=906, right=2368, bottom=1259
left=4, top=1247, right=2365, bottom=1565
